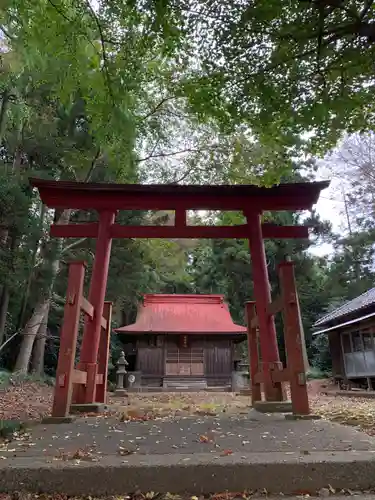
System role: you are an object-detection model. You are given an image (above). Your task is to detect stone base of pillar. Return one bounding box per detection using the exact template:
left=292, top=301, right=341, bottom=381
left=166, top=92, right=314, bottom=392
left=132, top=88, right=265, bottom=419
left=285, top=413, right=321, bottom=421
left=253, top=401, right=293, bottom=413
left=114, top=389, right=128, bottom=397
left=238, top=388, right=252, bottom=396
left=70, top=403, right=108, bottom=414
left=42, top=416, right=76, bottom=424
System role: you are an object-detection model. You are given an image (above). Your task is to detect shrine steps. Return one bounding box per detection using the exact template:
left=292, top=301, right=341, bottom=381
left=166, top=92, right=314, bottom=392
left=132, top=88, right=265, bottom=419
left=126, top=385, right=232, bottom=392
left=162, top=376, right=207, bottom=390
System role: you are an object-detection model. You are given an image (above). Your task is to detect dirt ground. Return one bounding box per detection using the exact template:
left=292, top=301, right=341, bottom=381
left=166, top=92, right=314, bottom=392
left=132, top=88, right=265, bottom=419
left=1, top=379, right=375, bottom=436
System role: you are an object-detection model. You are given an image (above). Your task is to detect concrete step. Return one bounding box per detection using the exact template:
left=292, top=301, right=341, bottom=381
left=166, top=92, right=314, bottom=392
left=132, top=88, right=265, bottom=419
left=163, top=377, right=207, bottom=390
left=2, top=451, right=375, bottom=495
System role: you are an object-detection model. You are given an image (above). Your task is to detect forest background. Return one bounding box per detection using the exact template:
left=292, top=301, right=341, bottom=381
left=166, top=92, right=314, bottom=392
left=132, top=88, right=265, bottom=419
left=1, top=0, right=375, bottom=378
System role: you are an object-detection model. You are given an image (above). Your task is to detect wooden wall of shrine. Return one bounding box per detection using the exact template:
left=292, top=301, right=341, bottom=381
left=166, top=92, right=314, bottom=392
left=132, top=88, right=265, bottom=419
left=123, top=334, right=237, bottom=388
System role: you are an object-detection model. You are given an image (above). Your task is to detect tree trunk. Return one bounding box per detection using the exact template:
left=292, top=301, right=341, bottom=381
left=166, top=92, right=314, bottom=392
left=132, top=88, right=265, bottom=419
left=0, top=109, right=24, bottom=345
left=0, top=90, right=9, bottom=143
left=30, top=303, right=49, bottom=375
left=13, top=209, right=71, bottom=373
left=0, top=231, right=18, bottom=347
left=17, top=204, right=46, bottom=330
left=12, top=117, right=24, bottom=174
left=0, top=286, right=10, bottom=347
left=14, top=299, right=50, bottom=373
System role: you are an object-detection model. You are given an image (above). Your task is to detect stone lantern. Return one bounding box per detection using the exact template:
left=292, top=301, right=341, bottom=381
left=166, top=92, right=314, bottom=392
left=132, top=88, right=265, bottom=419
left=115, top=351, right=128, bottom=396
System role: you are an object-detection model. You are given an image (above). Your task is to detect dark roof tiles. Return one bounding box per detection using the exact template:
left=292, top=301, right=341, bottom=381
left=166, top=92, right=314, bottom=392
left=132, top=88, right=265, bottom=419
left=315, top=287, right=375, bottom=327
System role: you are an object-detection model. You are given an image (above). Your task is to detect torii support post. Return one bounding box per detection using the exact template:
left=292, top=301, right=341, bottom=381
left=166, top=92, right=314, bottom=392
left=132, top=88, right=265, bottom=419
left=246, top=211, right=283, bottom=401
left=245, top=260, right=310, bottom=416
left=75, top=211, right=115, bottom=405
left=245, top=301, right=261, bottom=405
left=95, top=301, right=113, bottom=404
left=279, top=261, right=310, bottom=416
left=50, top=261, right=85, bottom=420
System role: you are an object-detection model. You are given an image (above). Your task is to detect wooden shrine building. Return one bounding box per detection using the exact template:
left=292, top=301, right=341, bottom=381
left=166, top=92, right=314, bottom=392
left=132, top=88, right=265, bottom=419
left=313, top=288, right=375, bottom=390
left=115, top=294, right=247, bottom=391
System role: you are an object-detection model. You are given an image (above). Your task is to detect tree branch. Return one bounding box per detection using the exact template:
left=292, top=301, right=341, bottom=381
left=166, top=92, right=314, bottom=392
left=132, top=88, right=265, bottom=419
left=84, top=0, right=115, bottom=104
left=46, top=0, right=73, bottom=23
left=47, top=0, right=115, bottom=103
left=231, top=27, right=358, bottom=92
left=169, top=168, right=196, bottom=184
left=83, top=147, right=101, bottom=182
left=140, top=96, right=175, bottom=122
left=137, top=146, right=219, bottom=163
left=0, top=25, right=14, bottom=40
left=360, top=0, right=374, bottom=19
left=61, top=237, right=87, bottom=255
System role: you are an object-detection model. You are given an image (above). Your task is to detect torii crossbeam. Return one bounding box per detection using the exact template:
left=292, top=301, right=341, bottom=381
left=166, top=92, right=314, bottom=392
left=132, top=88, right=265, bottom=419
left=30, top=178, right=329, bottom=409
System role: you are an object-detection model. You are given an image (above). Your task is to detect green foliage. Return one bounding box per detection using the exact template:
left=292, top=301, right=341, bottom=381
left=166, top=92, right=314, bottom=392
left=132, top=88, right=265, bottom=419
left=0, top=176, right=30, bottom=230
left=184, top=0, right=375, bottom=152
left=0, top=419, right=25, bottom=437
left=0, top=370, right=54, bottom=388
left=1, top=0, right=375, bottom=379
left=3, top=0, right=375, bottom=168
left=1, top=0, right=201, bottom=180
left=307, top=366, right=332, bottom=381
left=310, top=336, right=332, bottom=374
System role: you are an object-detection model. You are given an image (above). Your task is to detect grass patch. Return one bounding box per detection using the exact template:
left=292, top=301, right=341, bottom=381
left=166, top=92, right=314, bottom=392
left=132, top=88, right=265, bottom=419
left=0, top=370, right=55, bottom=388
left=307, top=366, right=332, bottom=380
left=0, top=419, right=24, bottom=438
left=199, top=402, right=219, bottom=411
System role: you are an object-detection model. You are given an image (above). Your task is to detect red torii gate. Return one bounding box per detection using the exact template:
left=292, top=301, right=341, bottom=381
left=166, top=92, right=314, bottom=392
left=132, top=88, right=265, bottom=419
left=30, top=178, right=329, bottom=417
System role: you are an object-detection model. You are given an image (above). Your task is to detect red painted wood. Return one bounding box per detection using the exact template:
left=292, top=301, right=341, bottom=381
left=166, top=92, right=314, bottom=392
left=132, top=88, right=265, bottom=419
left=116, top=294, right=247, bottom=334
left=245, top=302, right=262, bottom=404
left=271, top=368, right=291, bottom=383
left=50, top=223, right=309, bottom=240
left=279, top=261, right=310, bottom=415
left=96, top=301, right=112, bottom=404
left=31, top=177, right=327, bottom=407
left=30, top=178, right=329, bottom=211
left=80, top=296, right=94, bottom=318
left=246, top=211, right=284, bottom=402
left=84, top=363, right=97, bottom=403
left=40, top=192, right=310, bottom=211
left=76, top=211, right=115, bottom=404
left=72, top=369, right=87, bottom=384
left=52, top=262, right=85, bottom=417
left=51, top=223, right=98, bottom=238
left=253, top=372, right=264, bottom=384
left=175, top=210, right=187, bottom=228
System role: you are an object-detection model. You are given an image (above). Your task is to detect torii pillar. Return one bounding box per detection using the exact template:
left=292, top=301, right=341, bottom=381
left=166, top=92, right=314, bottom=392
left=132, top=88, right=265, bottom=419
left=74, top=210, right=115, bottom=405
left=246, top=211, right=283, bottom=401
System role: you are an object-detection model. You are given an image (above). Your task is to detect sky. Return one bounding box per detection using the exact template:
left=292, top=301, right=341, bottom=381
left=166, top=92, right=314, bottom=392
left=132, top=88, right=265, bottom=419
left=310, top=162, right=347, bottom=257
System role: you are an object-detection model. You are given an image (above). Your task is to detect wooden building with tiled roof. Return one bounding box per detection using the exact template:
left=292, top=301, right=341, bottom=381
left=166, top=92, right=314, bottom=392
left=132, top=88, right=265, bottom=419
left=314, top=288, right=375, bottom=388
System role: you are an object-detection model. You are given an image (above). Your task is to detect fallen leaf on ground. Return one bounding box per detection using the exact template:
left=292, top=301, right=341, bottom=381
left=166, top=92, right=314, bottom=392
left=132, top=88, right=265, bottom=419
left=118, top=446, right=134, bottom=456
left=221, top=449, right=233, bottom=456
left=0, top=382, right=53, bottom=421
left=199, top=435, right=210, bottom=443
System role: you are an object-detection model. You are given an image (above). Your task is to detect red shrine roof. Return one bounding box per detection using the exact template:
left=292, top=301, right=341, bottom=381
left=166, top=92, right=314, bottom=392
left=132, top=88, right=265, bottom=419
left=115, top=294, right=247, bottom=335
